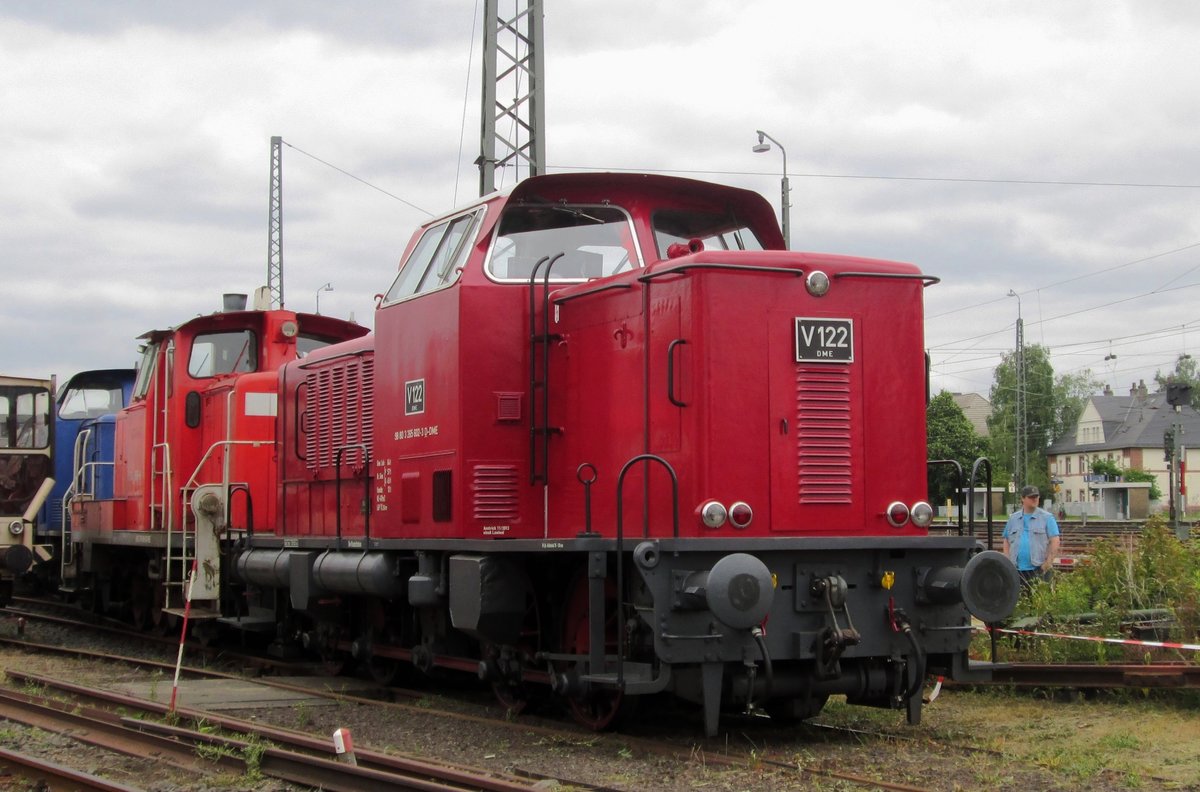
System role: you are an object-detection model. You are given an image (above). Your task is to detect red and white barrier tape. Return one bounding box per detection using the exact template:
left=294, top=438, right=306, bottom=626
left=989, top=626, right=1200, bottom=652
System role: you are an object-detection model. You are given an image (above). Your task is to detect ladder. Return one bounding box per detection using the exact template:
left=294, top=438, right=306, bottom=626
left=528, top=253, right=564, bottom=485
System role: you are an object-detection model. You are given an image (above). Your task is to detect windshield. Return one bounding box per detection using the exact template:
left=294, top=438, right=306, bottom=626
left=59, top=379, right=125, bottom=419
left=487, top=204, right=639, bottom=281
left=652, top=208, right=766, bottom=257
left=188, top=330, right=257, bottom=378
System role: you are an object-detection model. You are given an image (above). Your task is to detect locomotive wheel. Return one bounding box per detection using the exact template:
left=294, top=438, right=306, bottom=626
left=128, top=571, right=152, bottom=631
left=555, top=571, right=631, bottom=730
left=765, top=693, right=829, bottom=724
left=368, top=655, right=401, bottom=685
left=487, top=587, right=543, bottom=715
left=130, top=579, right=167, bottom=633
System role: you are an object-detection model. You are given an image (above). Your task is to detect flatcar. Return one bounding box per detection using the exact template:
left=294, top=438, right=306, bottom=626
left=65, top=173, right=1019, bottom=735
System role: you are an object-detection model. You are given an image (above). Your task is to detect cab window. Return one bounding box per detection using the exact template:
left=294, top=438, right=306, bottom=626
left=59, top=382, right=125, bottom=419
left=384, top=210, right=480, bottom=303
left=132, top=343, right=158, bottom=400
left=297, top=333, right=339, bottom=359
left=487, top=204, right=638, bottom=281
left=652, top=208, right=765, bottom=257
left=0, top=385, right=51, bottom=449
left=188, top=331, right=257, bottom=378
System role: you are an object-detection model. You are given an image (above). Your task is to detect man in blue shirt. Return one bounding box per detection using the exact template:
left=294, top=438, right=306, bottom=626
left=1002, top=484, right=1062, bottom=586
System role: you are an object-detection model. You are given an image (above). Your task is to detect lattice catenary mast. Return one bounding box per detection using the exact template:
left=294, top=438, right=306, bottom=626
left=267, top=135, right=284, bottom=309
left=479, top=0, right=545, bottom=197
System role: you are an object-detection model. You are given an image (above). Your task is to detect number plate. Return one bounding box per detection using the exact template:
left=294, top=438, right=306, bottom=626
left=794, top=318, right=854, bottom=363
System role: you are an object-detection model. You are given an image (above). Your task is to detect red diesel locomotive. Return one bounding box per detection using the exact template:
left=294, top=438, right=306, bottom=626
left=65, top=172, right=1019, bottom=735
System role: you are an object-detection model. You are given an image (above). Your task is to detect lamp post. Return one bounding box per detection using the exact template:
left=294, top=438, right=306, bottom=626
left=753, top=130, right=791, bottom=249
left=315, top=282, right=333, bottom=315
left=1007, top=289, right=1025, bottom=492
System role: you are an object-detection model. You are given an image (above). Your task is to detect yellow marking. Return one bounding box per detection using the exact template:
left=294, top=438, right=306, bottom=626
left=771, top=573, right=778, bottom=589
left=881, top=571, right=895, bottom=590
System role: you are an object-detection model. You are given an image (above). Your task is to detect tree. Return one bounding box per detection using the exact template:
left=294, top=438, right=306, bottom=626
left=987, top=344, right=1102, bottom=494
left=1154, top=355, right=1200, bottom=411
left=926, top=391, right=988, bottom=506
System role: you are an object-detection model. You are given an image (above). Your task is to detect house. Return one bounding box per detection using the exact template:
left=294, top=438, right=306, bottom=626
left=1045, top=380, right=1200, bottom=518
left=951, top=392, right=991, bottom=436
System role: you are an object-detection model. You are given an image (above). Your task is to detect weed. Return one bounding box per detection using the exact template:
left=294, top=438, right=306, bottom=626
left=147, top=669, right=163, bottom=701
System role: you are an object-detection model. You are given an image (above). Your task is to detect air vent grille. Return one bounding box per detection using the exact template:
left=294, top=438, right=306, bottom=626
left=472, top=463, right=519, bottom=521
left=795, top=366, right=852, bottom=503
left=304, top=357, right=374, bottom=471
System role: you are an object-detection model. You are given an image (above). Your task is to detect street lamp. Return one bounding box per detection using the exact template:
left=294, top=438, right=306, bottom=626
left=1007, top=289, right=1025, bottom=490
left=315, top=282, right=333, bottom=315
left=752, top=130, right=791, bottom=249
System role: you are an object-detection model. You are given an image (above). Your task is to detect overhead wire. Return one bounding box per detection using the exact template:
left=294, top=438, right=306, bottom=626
left=281, top=140, right=434, bottom=217
left=454, top=0, right=482, bottom=207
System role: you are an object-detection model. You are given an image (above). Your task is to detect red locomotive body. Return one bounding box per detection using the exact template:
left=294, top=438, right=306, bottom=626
left=68, top=302, right=367, bottom=614
left=69, top=173, right=1018, bottom=735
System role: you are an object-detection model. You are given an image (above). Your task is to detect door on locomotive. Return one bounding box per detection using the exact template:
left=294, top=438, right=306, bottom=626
left=0, top=375, right=55, bottom=603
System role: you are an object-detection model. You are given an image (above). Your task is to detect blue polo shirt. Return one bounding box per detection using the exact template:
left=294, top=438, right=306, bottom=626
left=1004, top=508, right=1061, bottom=571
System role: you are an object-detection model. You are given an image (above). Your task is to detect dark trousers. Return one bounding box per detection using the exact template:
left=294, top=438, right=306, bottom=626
left=1019, top=568, right=1051, bottom=588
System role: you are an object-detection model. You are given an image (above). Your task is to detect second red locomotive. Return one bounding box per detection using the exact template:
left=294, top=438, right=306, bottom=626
left=64, top=172, right=1019, bottom=735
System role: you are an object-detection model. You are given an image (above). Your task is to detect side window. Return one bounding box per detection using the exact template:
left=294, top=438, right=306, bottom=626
left=188, top=331, right=257, bottom=378
left=0, top=386, right=51, bottom=449
left=384, top=210, right=479, bottom=303
left=132, top=343, right=159, bottom=400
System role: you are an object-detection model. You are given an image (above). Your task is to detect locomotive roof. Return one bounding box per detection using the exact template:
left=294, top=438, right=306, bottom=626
left=450, top=171, right=787, bottom=250
left=135, top=309, right=367, bottom=343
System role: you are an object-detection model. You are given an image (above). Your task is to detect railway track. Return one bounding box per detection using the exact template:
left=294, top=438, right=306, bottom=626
left=3, top=598, right=1195, bottom=790
left=0, top=672, right=590, bottom=792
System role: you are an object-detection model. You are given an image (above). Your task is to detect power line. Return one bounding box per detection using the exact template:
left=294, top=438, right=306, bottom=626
left=929, top=240, right=1200, bottom=320
left=281, top=140, right=434, bottom=217
left=550, top=163, right=1200, bottom=190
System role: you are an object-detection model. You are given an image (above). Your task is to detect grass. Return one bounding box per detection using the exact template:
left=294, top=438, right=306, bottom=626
left=927, top=688, right=1199, bottom=787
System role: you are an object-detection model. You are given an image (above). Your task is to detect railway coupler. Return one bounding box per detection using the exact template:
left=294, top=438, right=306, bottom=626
left=812, top=574, right=860, bottom=679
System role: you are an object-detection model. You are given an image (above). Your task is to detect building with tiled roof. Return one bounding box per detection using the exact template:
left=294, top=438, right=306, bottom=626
left=950, top=392, right=991, bottom=437
left=1045, top=380, right=1200, bottom=516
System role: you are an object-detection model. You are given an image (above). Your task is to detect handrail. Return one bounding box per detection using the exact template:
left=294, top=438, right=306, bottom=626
left=58, top=459, right=114, bottom=570
left=527, top=253, right=565, bottom=489
left=614, top=454, right=679, bottom=691
left=637, top=261, right=805, bottom=284
left=181, top=439, right=267, bottom=493
left=966, top=457, right=995, bottom=548
left=926, top=459, right=964, bottom=536
left=550, top=281, right=634, bottom=305
left=833, top=271, right=941, bottom=286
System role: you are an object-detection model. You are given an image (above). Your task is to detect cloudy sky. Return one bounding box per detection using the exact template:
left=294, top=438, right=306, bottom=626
left=3, top=1, right=1199, bottom=404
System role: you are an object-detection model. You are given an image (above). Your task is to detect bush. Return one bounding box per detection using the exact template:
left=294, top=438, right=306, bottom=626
left=1002, top=516, right=1200, bottom=663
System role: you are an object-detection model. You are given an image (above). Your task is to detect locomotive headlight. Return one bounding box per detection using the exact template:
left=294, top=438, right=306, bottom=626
left=885, top=501, right=910, bottom=528
left=805, top=270, right=831, bottom=297
left=280, top=320, right=299, bottom=339
left=7, top=520, right=23, bottom=536
left=910, top=501, right=934, bottom=528
left=699, top=500, right=728, bottom=529
left=728, top=501, right=753, bottom=529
